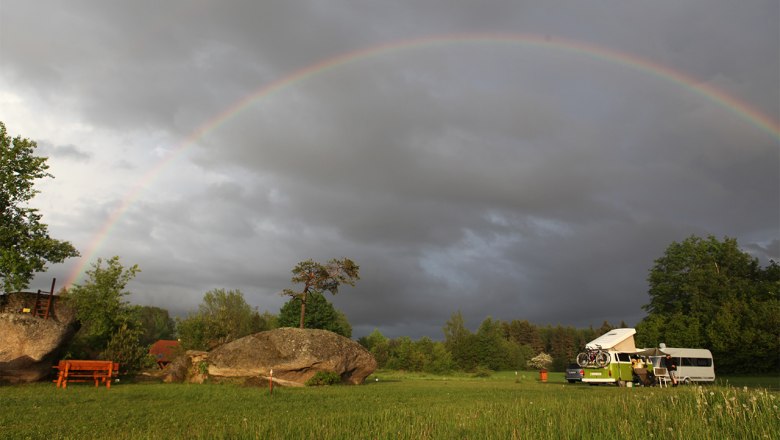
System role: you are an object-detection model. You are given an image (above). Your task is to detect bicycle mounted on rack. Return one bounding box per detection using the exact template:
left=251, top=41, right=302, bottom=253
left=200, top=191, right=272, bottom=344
left=576, top=344, right=611, bottom=368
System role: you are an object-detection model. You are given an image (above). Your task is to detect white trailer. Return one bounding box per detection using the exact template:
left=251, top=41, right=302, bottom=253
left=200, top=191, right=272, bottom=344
left=642, top=347, right=715, bottom=384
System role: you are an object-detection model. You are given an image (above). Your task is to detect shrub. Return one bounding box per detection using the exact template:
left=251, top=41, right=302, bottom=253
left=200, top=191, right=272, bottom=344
left=527, top=352, right=553, bottom=371
left=471, top=365, right=493, bottom=377
left=101, top=321, right=155, bottom=374
left=305, top=371, right=342, bottom=386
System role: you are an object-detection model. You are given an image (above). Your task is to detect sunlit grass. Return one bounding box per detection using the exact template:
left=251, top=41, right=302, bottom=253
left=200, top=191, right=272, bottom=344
left=1, top=372, right=777, bottom=439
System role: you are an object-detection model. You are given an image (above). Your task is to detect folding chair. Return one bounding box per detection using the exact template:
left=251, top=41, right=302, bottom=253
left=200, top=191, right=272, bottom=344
left=654, top=367, right=670, bottom=387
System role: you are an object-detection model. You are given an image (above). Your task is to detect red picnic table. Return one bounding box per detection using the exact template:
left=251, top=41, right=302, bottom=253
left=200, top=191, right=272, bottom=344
left=53, top=360, right=119, bottom=389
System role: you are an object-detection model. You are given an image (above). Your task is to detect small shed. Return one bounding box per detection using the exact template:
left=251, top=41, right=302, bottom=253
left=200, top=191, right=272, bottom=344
left=585, top=328, right=636, bottom=352
left=149, top=340, right=180, bottom=369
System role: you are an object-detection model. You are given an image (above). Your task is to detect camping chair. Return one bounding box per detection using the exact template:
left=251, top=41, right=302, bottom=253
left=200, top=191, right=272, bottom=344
left=654, top=367, right=670, bottom=387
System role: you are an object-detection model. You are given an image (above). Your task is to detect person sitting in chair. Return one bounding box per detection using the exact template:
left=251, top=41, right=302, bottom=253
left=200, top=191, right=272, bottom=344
left=632, top=356, right=651, bottom=386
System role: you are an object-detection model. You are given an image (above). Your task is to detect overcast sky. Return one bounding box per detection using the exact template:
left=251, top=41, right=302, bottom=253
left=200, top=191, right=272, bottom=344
left=2, top=1, right=778, bottom=339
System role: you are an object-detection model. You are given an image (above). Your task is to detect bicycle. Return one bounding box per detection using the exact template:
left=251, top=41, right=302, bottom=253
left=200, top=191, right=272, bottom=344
left=576, top=345, right=611, bottom=368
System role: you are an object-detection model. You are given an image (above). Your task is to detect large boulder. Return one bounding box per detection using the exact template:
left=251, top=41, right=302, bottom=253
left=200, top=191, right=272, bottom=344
left=207, top=328, right=377, bottom=386
left=0, top=294, right=78, bottom=383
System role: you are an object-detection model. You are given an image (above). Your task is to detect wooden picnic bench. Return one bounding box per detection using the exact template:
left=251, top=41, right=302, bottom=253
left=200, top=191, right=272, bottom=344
left=53, top=360, right=119, bottom=389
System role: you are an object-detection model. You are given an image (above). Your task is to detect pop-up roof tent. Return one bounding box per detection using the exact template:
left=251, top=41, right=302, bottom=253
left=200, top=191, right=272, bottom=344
left=585, top=328, right=637, bottom=352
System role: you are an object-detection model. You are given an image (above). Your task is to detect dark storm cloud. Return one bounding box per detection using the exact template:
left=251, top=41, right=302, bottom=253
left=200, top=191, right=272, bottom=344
left=5, top=1, right=778, bottom=339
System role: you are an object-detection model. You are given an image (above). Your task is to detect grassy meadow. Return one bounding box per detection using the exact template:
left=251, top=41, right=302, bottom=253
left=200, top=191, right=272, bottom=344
left=1, top=371, right=778, bottom=439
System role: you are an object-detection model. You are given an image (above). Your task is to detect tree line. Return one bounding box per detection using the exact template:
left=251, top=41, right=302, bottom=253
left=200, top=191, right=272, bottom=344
left=357, top=315, right=623, bottom=374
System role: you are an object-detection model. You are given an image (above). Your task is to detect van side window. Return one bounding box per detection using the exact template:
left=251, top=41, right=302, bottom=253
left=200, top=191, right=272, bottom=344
left=617, top=353, right=631, bottom=362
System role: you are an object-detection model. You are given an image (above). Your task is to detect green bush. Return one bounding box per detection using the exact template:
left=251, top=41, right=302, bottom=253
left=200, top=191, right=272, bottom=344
left=101, top=321, right=155, bottom=374
left=305, top=371, right=342, bottom=386
left=471, top=365, right=493, bottom=377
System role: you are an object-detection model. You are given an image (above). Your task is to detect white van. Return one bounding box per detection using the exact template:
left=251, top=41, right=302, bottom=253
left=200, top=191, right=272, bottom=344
left=647, top=348, right=715, bottom=384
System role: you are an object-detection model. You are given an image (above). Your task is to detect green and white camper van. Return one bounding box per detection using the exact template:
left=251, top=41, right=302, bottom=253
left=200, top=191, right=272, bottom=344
left=580, top=328, right=638, bottom=386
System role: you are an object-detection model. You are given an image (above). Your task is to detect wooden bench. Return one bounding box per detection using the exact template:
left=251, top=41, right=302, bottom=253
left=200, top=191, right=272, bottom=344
left=53, top=360, right=119, bottom=389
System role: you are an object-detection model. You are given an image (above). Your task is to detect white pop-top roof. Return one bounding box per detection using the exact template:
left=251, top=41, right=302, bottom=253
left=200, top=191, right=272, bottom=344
left=585, top=328, right=637, bottom=351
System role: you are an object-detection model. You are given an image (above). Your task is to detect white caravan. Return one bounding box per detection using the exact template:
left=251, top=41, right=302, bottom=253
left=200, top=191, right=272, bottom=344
left=640, top=347, right=715, bottom=384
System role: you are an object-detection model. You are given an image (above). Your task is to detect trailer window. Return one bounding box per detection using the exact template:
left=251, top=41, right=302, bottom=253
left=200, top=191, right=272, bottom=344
left=680, top=357, right=712, bottom=367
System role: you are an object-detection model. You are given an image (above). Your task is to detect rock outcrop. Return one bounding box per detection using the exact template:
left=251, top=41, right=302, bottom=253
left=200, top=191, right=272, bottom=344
left=0, top=294, right=78, bottom=383
left=166, top=328, right=377, bottom=386
left=162, top=350, right=209, bottom=384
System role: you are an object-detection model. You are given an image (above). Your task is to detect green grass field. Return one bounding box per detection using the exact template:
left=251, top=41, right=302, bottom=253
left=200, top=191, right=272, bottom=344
left=1, top=371, right=777, bottom=439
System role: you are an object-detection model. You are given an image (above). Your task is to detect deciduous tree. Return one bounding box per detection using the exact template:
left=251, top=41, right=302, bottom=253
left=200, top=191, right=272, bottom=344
left=474, top=317, right=511, bottom=370
left=64, top=257, right=153, bottom=371
left=177, top=289, right=270, bottom=350
left=639, top=235, right=779, bottom=373
left=135, top=305, right=176, bottom=346
left=66, top=256, right=140, bottom=351
left=442, top=311, right=478, bottom=370
left=644, top=235, right=760, bottom=318
left=359, top=328, right=390, bottom=367
left=0, top=122, right=79, bottom=293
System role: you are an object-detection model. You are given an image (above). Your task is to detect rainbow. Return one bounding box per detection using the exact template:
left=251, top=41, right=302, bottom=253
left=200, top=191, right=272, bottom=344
left=64, top=33, right=780, bottom=287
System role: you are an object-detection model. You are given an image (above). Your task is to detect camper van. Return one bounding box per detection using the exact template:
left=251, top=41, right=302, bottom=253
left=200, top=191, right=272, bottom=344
left=643, top=347, right=715, bottom=384
left=580, top=328, right=638, bottom=386
left=581, top=351, right=637, bottom=385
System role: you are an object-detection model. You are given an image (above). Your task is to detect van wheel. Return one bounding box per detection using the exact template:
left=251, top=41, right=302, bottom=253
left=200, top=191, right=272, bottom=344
left=567, top=379, right=576, bottom=383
